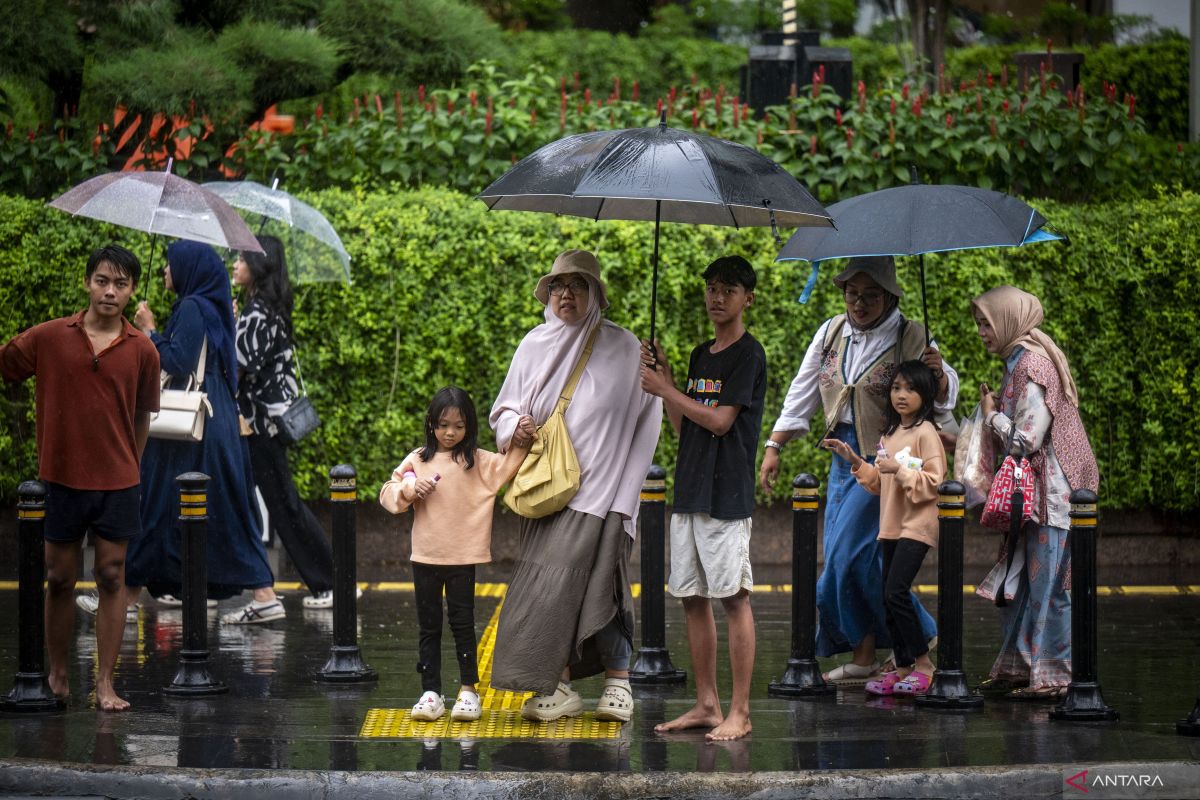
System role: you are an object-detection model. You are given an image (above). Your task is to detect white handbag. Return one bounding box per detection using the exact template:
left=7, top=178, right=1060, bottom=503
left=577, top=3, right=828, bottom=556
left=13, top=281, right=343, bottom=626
left=149, top=337, right=214, bottom=442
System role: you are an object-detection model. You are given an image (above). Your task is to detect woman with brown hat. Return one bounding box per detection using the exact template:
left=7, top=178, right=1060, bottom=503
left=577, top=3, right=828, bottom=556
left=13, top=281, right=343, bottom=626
left=489, top=249, right=662, bottom=723
left=759, top=256, right=958, bottom=682
left=971, top=285, right=1098, bottom=700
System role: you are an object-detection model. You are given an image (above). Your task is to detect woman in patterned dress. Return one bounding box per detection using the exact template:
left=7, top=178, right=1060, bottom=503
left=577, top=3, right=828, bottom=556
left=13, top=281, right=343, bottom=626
left=233, top=235, right=337, bottom=610
left=972, top=285, right=1099, bottom=699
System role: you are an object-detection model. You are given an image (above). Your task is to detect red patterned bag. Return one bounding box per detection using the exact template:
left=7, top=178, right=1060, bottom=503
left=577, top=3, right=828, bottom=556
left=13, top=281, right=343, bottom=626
left=980, top=454, right=1037, bottom=530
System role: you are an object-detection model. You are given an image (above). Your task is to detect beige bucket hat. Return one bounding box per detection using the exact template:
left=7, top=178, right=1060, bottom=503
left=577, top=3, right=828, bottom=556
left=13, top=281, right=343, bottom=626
left=832, top=255, right=904, bottom=298
left=533, top=249, right=610, bottom=309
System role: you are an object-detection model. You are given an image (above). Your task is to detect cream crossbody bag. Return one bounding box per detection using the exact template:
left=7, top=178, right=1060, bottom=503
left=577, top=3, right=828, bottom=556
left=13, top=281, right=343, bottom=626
left=149, top=337, right=214, bottom=442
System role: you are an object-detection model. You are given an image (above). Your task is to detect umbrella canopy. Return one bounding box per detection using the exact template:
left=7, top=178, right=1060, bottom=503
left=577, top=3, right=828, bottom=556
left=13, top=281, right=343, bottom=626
left=49, top=164, right=264, bottom=254
left=201, top=179, right=351, bottom=284
left=479, top=113, right=832, bottom=342
left=777, top=184, right=1058, bottom=262
left=776, top=184, right=1063, bottom=341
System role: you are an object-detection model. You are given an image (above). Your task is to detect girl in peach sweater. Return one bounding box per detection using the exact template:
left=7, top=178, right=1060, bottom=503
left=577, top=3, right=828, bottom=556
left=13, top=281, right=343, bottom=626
left=380, top=386, right=534, bottom=723
left=823, top=360, right=945, bottom=697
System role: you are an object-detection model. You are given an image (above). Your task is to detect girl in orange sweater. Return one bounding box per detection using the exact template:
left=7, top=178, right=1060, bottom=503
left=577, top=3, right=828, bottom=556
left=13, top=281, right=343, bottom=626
left=823, top=360, right=945, bottom=697
left=380, top=386, right=534, bottom=722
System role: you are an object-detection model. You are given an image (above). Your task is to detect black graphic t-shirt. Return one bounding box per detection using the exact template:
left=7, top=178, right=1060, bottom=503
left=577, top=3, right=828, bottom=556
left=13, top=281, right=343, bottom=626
left=672, top=331, right=767, bottom=520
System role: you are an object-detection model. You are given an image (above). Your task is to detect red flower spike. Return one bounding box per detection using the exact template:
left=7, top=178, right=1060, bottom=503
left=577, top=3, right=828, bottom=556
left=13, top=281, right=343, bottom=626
left=976, top=93, right=983, bottom=113
left=315, top=103, right=324, bottom=120
left=845, top=128, right=854, bottom=148
left=470, top=90, right=478, bottom=108
left=657, top=97, right=664, bottom=115
left=945, top=113, right=953, bottom=129
left=989, top=117, right=998, bottom=138
left=613, top=75, right=620, bottom=99
left=531, top=109, right=537, bottom=125
left=1178, top=143, right=1184, bottom=154
left=692, top=108, right=699, bottom=127
left=757, top=126, right=764, bottom=146
left=1047, top=38, right=1053, bottom=54
left=447, top=98, right=455, bottom=115
left=573, top=72, right=580, bottom=91
left=888, top=121, right=895, bottom=145
left=810, top=134, right=818, bottom=155
left=902, top=83, right=910, bottom=101
left=890, top=98, right=897, bottom=115
left=835, top=108, right=842, bottom=127
left=418, top=85, right=426, bottom=103
left=374, top=94, right=383, bottom=115
left=1002, top=99, right=1010, bottom=114
left=632, top=81, right=640, bottom=102
left=987, top=73, right=994, bottom=89
left=485, top=97, right=494, bottom=135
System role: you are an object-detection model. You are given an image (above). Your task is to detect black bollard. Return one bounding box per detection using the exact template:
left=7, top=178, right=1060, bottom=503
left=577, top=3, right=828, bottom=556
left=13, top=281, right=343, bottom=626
left=164, top=473, right=228, bottom=696
left=1, top=481, right=64, bottom=713
left=916, top=481, right=983, bottom=710
left=630, top=465, right=686, bottom=684
left=769, top=474, right=835, bottom=698
left=1050, top=489, right=1118, bottom=722
left=314, top=465, right=377, bottom=683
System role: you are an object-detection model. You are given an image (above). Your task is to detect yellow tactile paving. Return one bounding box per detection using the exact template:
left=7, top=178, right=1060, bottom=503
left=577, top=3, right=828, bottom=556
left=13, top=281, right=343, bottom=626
left=360, top=588, right=622, bottom=740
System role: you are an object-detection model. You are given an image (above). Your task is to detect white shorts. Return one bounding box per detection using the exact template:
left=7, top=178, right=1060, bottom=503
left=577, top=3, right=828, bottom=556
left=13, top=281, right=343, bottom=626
left=667, top=513, right=753, bottom=599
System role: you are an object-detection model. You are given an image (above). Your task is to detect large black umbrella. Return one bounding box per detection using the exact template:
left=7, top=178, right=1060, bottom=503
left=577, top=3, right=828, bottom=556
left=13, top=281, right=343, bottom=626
left=776, top=183, right=1063, bottom=342
left=479, top=113, right=832, bottom=343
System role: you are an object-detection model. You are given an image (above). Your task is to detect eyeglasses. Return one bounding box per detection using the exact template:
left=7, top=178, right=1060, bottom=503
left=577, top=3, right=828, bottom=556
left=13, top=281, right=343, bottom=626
left=844, top=290, right=885, bottom=306
left=548, top=277, right=589, bottom=296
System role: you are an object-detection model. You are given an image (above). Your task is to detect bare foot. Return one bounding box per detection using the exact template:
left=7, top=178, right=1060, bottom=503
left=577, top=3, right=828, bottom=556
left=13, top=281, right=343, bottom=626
left=706, top=711, right=751, bottom=742
left=48, top=673, right=69, bottom=700
left=654, top=704, right=724, bottom=734
left=96, top=685, right=130, bottom=712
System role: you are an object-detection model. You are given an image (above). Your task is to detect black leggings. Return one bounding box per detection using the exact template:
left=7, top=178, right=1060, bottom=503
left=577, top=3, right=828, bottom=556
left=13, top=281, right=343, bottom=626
left=413, top=561, right=479, bottom=694
left=880, top=538, right=931, bottom=669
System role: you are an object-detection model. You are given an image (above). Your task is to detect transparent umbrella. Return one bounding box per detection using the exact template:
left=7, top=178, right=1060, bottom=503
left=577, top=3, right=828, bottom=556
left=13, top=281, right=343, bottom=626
left=202, top=179, right=351, bottom=284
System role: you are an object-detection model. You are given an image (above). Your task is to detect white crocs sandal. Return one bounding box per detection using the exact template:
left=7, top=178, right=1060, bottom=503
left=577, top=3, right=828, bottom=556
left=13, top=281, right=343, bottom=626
left=411, top=690, right=446, bottom=721
left=594, top=678, right=634, bottom=723
left=451, top=689, right=482, bottom=722
left=520, top=681, right=583, bottom=722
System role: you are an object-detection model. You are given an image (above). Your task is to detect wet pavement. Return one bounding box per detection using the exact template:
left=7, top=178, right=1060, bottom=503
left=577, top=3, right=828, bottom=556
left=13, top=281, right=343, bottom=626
left=0, top=577, right=1198, bottom=797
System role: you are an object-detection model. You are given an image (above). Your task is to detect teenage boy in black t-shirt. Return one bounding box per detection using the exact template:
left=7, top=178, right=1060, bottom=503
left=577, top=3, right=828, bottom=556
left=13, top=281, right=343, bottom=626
left=639, top=255, right=766, bottom=742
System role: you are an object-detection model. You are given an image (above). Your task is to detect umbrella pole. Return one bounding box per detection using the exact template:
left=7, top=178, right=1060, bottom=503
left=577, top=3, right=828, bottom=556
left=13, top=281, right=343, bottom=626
left=650, top=200, right=661, bottom=362
left=919, top=253, right=931, bottom=347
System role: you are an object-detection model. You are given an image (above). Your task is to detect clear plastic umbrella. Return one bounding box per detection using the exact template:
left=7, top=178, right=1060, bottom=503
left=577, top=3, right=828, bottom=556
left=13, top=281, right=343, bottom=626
left=49, top=160, right=264, bottom=253
left=202, top=179, right=352, bottom=284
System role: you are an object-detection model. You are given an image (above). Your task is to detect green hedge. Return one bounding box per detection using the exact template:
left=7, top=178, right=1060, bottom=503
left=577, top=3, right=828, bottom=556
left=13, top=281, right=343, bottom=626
left=2, top=188, right=1197, bottom=512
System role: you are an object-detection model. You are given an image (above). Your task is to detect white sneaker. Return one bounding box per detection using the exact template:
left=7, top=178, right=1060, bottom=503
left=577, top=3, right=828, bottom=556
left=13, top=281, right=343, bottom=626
left=157, top=594, right=218, bottom=608
left=301, top=587, right=364, bottom=608
left=451, top=689, right=482, bottom=722
left=220, top=599, right=286, bottom=625
left=411, top=690, right=446, bottom=721
left=75, top=593, right=139, bottom=623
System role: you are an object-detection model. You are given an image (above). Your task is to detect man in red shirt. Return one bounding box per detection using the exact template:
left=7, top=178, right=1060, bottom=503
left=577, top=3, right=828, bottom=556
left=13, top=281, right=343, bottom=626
left=0, top=245, right=160, bottom=711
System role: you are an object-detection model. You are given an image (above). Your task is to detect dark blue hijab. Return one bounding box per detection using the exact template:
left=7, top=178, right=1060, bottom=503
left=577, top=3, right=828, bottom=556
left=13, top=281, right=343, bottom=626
left=166, top=240, right=238, bottom=394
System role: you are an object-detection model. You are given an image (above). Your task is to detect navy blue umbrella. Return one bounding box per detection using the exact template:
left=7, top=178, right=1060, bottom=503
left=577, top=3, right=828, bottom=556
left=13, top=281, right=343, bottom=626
left=777, top=183, right=1064, bottom=342
left=479, top=113, right=832, bottom=344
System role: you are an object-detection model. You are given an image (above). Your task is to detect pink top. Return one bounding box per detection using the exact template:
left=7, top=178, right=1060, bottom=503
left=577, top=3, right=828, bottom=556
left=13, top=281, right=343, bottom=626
left=379, top=446, right=527, bottom=565
left=852, top=420, right=946, bottom=548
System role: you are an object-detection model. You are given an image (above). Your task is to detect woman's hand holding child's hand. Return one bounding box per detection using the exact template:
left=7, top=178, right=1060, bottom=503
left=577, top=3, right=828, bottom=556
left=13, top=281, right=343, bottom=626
left=511, top=414, right=537, bottom=448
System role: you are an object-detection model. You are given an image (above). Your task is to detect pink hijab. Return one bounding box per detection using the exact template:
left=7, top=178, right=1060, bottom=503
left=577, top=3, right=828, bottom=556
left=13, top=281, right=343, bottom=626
left=490, top=273, right=662, bottom=536
left=972, top=285, right=1080, bottom=407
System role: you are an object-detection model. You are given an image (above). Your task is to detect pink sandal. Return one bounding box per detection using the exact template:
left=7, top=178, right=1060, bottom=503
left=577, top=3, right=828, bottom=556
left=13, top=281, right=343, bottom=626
left=865, top=670, right=903, bottom=696
left=893, top=671, right=933, bottom=696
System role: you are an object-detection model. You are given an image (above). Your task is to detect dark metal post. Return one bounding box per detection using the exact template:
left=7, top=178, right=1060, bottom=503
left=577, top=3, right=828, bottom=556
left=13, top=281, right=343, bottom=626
left=916, top=481, right=983, bottom=710
left=769, top=474, right=834, bottom=697
left=315, top=465, right=376, bottom=683
left=1051, top=489, right=1117, bottom=722
left=630, top=465, right=686, bottom=684
left=1, top=481, right=63, bottom=712
left=164, top=473, right=227, bottom=696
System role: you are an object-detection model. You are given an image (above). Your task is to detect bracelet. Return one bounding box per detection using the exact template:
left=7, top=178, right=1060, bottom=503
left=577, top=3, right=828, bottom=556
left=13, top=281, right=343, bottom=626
left=764, top=439, right=783, bottom=451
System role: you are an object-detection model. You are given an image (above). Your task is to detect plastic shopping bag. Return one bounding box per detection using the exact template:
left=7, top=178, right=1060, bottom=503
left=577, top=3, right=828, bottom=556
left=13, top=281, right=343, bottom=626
left=953, top=403, right=994, bottom=508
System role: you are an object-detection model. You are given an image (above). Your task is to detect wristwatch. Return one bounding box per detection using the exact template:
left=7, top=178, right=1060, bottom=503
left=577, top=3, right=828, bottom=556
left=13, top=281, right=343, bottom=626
left=764, top=439, right=784, bottom=451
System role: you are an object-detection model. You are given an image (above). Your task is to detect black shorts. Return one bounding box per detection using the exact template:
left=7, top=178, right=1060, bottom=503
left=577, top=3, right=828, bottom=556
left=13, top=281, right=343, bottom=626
left=43, top=483, right=141, bottom=544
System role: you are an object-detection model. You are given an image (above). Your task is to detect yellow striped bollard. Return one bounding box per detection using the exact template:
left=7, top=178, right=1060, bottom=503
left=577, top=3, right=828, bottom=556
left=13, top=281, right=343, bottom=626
left=165, top=472, right=227, bottom=696
left=769, top=474, right=834, bottom=698
left=1051, top=489, right=1118, bottom=722
left=630, top=465, right=686, bottom=684
left=315, top=465, right=376, bottom=683
left=916, top=481, right=983, bottom=709
left=1, top=481, right=62, bottom=712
